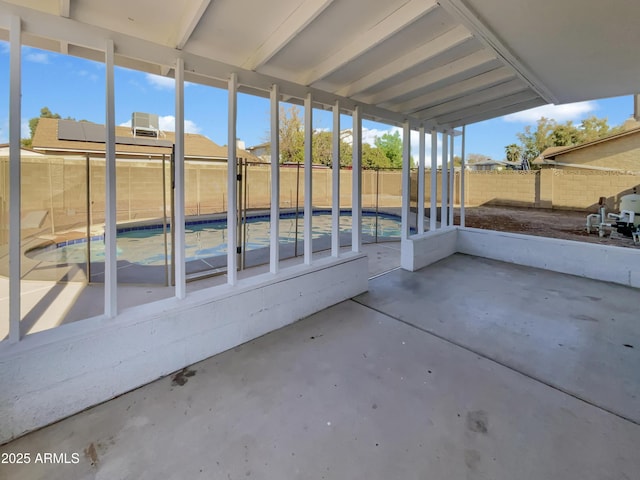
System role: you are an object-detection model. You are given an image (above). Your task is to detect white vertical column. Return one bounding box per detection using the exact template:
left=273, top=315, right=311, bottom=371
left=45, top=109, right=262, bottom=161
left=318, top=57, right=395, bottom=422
left=460, top=125, right=466, bottom=228
left=417, top=126, right=425, bottom=234
left=174, top=57, right=186, bottom=298
left=303, top=93, right=313, bottom=265
left=449, top=132, right=455, bottom=226
left=429, top=129, right=437, bottom=232
left=331, top=100, right=340, bottom=257
left=269, top=84, right=280, bottom=274
left=227, top=73, right=238, bottom=285
left=441, top=131, right=449, bottom=227
left=351, top=106, right=362, bottom=252
left=401, top=122, right=411, bottom=240
left=104, top=39, right=118, bottom=317
left=8, top=15, right=21, bottom=342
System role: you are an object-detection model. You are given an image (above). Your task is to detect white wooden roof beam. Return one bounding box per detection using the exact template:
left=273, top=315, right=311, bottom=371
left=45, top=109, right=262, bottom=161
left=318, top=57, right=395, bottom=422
left=174, top=0, right=211, bottom=50
left=243, top=0, right=335, bottom=71
left=360, top=49, right=498, bottom=105
left=390, top=66, right=514, bottom=114
left=438, top=0, right=557, bottom=104
left=300, top=0, right=439, bottom=85
left=335, top=24, right=472, bottom=97
left=416, top=78, right=529, bottom=120
left=58, top=0, right=70, bottom=18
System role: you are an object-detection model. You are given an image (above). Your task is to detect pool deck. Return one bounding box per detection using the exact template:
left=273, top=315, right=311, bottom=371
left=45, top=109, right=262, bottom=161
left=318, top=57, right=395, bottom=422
left=1, top=253, right=638, bottom=479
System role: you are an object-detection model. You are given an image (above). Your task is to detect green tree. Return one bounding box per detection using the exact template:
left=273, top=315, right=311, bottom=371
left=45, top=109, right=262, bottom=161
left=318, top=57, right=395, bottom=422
left=505, top=144, right=522, bottom=163
left=22, top=106, right=63, bottom=147
left=362, top=143, right=391, bottom=169
left=374, top=131, right=403, bottom=168
left=278, top=105, right=305, bottom=163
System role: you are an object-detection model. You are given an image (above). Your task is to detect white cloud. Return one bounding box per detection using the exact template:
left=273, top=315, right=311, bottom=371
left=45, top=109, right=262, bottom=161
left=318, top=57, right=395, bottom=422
left=145, top=73, right=176, bottom=90
left=119, top=115, right=201, bottom=134
left=25, top=52, right=50, bottom=64
left=77, top=70, right=99, bottom=82
left=503, top=101, right=598, bottom=123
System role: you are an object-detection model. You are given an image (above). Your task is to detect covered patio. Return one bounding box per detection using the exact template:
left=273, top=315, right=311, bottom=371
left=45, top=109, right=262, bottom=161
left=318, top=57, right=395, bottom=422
left=2, top=253, right=639, bottom=479
left=1, top=0, right=639, bottom=475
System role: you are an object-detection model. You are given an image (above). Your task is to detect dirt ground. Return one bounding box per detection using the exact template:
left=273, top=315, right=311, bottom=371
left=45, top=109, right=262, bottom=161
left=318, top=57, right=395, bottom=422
left=453, top=205, right=639, bottom=249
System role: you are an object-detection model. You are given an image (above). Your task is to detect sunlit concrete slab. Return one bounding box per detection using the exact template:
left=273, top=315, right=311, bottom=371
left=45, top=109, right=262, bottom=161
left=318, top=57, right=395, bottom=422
left=1, top=296, right=638, bottom=479
left=357, top=254, right=640, bottom=423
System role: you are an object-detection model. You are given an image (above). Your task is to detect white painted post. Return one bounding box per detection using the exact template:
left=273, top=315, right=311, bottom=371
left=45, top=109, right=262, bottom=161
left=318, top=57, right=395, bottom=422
left=227, top=73, right=238, bottom=285
left=441, top=131, right=449, bottom=227
left=174, top=57, right=186, bottom=298
left=401, top=122, right=411, bottom=240
left=460, top=125, right=466, bottom=228
left=417, top=126, right=425, bottom=234
left=303, top=93, right=313, bottom=265
left=449, top=132, right=455, bottom=226
left=351, top=106, right=362, bottom=252
left=331, top=100, right=340, bottom=257
left=8, top=15, right=21, bottom=342
left=430, top=129, right=437, bottom=232
left=104, top=39, right=118, bottom=317
left=269, top=84, right=280, bottom=274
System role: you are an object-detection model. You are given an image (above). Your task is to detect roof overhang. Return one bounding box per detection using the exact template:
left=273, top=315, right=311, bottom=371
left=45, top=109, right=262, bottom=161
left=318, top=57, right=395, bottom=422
left=1, top=0, right=639, bottom=130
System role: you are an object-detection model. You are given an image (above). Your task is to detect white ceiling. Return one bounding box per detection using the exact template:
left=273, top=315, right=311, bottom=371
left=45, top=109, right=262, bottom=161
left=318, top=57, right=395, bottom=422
left=1, top=0, right=639, bottom=129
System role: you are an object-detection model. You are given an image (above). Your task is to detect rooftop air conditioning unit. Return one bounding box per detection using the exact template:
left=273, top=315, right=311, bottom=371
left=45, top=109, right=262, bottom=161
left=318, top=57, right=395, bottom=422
left=132, top=112, right=159, bottom=138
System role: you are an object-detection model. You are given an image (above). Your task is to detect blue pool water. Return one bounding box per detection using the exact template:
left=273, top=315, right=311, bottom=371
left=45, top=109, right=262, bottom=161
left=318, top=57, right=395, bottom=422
left=27, top=212, right=407, bottom=266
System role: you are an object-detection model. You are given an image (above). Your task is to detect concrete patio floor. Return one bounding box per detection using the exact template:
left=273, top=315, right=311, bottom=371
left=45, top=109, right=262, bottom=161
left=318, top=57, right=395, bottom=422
left=1, top=254, right=639, bottom=479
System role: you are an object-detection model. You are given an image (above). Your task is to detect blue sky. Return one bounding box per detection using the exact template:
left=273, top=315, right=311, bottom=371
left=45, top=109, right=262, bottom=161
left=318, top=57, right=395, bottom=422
left=0, top=42, right=634, bottom=161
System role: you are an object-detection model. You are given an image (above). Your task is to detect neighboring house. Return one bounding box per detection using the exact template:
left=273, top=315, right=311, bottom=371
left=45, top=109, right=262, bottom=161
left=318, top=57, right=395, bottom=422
left=467, top=159, right=507, bottom=171
left=534, top=118, right=640, bottom=172
left=246, top=142, right=271, bottom=163
left=31, top=117, right=262, bottom=163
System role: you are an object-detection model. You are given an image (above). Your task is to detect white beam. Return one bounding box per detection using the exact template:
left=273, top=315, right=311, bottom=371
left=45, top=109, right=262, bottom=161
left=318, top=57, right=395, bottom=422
left=269, top=84, right=280, bottom=273
left=416, top=78, right=527, bottom=120
left=460, top=125, right=466, bottom=227
left=104, top=38, right=117, bottom=317
left=449, top=133, right=454, bottom=226
left=227, top=73, right=238, bottom=285
left=429, top=129, right=437, bottom=231
left=336, top=24, right=472, bottom=97
left=8, top=14, right=21, bottom=343
left=438, top=0, right=557, bottom=104
left=304, top=93, right=313, bottom=265
left=174, top=0, right=211, bottom=50
left=391, top=67, right=514, bottom=114
left=351, top=106, right=362, bottom=252
left=243, top=0, right=334, bottom=70
left=435, top=91, right=540, bottom=125
left=417, top=126, right=425, bottom=234
left=331, top=100, right=340, bottom=257
left=441, top=132, right=448, bottom=227
left=58, top=0, right=70, bottom=18
left=401, top=122, right=411, bottom=240
left=174, top=57, right=186, bottom=298
left=360, top=49, right=498, bottom=105
left=301, top=0, right=438, bottom=85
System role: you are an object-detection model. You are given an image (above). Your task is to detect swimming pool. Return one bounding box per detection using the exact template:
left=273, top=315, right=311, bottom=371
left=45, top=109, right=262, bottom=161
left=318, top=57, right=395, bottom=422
left=27, top=211, right=407, bottom=266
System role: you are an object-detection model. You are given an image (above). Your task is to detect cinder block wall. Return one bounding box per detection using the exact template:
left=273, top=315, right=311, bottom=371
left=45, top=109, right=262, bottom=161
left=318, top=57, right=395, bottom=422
left=2, top=155, right=639, bottom=239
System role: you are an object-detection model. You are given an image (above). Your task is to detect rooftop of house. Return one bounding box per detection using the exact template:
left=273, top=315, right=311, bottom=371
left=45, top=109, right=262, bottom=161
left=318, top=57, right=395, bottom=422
left=31, top=117, right=262, bottom=161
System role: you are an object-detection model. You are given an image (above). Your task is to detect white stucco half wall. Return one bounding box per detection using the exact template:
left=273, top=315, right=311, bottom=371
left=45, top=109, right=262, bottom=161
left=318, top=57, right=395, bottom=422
left=0, top=253, right=368, bottom=444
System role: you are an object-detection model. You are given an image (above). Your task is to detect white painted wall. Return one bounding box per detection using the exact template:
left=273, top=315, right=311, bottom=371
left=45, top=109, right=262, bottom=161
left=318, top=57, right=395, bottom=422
left=457, top=228, right=640, bottom=288
left=401, top=228, right=458, bottom=271
left=0, top=254, right=368, bottom=443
